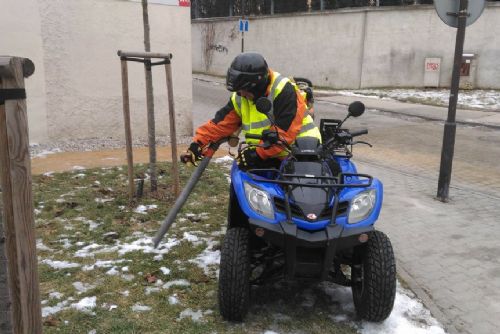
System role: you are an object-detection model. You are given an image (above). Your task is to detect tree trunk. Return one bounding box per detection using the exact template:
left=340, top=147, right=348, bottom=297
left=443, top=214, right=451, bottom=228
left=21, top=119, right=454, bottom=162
left=142, top=0, right=158, bottom=192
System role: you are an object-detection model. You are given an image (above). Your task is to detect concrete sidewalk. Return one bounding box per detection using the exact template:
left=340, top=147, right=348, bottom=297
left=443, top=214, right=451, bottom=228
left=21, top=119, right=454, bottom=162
left=357, top=159, right=500, bottom=334
left=316, top=94, right=500, bottom=129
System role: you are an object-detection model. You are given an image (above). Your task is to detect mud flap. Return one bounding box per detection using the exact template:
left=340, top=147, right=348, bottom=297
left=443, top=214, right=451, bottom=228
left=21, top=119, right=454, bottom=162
left=321, top=224, right=343, bottom=280
left=280, top=221, right=297, bottom=280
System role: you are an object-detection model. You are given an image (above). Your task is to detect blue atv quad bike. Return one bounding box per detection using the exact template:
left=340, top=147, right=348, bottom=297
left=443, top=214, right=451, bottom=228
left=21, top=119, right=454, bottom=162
left=218, top=100, right=396, bottom=322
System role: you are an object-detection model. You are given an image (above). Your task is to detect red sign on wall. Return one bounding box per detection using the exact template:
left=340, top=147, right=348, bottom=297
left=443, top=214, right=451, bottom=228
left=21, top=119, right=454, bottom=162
left=426, top=62, right=440, bottom=72
left=179, top=0, right=190, bottom=6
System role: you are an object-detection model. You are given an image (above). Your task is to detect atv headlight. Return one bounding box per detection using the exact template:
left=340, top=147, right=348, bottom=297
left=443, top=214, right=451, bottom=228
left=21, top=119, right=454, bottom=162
left=348, top=189, right=376, bottom=224
left=244, top=182, right=274, bottom=219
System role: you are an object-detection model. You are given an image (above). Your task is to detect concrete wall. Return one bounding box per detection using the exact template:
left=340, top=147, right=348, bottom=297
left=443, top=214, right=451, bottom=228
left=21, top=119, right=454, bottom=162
left=192, top=4, right=500, bottom=89
left=0, top=0, right=192, bottom=144
left=0, top=0, right=48, bottom=143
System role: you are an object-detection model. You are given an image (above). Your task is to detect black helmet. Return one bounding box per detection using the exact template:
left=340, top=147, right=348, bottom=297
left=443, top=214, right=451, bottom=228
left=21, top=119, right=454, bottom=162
left=226, top=52, right=269, bottom=93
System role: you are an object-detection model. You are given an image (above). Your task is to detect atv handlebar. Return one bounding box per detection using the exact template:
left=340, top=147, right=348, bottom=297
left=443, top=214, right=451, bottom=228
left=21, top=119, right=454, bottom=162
left=245, top=133, right=262, bottom=140
left=350, top=129, right=368, bottom=137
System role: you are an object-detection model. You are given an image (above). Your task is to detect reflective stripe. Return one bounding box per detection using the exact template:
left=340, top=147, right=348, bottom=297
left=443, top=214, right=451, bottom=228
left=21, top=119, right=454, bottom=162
left=298, top=121, right=316, bottom=134
left=268, top=75, right=283, bottom=101
left=265, top=74, right=284, bottom=123
left=241, top=118, right=272, bottom=132
left=251, top=118, right=271, bottom=129
left=235, top=94, right=241, bottom=112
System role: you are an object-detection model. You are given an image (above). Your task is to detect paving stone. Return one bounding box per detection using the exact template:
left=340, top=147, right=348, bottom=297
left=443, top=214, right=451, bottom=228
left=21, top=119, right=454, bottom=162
left=357, top=160, right=500, bottom=334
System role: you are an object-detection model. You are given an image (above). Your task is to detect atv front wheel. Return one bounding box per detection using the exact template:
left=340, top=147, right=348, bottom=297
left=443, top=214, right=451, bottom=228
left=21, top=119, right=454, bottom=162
left=218, top=227, right=251, bottom=321
left=352, top=230, right=396, bottom=322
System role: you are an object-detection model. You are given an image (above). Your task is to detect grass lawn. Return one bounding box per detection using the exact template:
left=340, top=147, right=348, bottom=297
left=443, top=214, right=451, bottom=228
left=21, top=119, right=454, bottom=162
left=34, top=160, right=360, bottom=334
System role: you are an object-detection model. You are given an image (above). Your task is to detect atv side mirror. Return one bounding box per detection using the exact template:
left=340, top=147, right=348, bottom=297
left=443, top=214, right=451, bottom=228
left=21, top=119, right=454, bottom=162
left=255, top=97, right=272, bottom=116
left=348, top=101, right=365, bottom=117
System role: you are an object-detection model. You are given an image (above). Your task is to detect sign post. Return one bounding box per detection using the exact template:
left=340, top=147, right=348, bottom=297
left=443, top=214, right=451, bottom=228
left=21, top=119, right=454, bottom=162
left=239, top=19, right=249, bottom=52
left=435, top=0, right=485, bottom=202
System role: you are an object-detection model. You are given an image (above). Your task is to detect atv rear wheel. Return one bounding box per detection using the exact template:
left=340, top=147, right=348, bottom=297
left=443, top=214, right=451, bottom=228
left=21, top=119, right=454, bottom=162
left=352, top=230, right=396, bottom=322
left=218, top=227, right=251, bottom=321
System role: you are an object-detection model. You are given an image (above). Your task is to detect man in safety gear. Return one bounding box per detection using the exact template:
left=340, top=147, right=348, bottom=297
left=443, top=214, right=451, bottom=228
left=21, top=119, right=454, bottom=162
left=183, top=52, right=321, bottom=169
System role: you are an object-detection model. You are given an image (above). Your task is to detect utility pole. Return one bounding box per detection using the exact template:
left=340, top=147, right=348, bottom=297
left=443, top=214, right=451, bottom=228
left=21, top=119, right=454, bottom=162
left=436, top=0, right=468, bottom=202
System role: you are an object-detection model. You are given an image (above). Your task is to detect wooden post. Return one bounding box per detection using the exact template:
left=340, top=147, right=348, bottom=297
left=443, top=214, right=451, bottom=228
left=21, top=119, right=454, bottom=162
left=0, top=109, right=13, bottom=333
left=120, top=59, right=135, bottom=201
left=164, top=61, right=180, bottom=197
left=142, top=0, right=158, bottom=193
left=0, top=56, right=42, bottom=334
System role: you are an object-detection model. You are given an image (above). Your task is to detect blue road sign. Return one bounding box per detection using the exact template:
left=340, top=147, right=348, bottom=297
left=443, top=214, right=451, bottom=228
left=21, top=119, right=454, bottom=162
left=239, top=19, right=249, bottom=32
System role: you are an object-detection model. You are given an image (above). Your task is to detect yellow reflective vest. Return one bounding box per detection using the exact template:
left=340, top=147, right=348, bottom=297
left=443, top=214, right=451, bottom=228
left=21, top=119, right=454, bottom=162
left=230, top=71, right=321, bottom=157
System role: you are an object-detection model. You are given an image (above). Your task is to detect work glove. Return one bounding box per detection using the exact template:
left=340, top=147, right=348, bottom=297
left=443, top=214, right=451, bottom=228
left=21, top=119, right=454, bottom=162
left=237, top=148, right=263, bottom=170
left=181, top=142, right=203, bottom=166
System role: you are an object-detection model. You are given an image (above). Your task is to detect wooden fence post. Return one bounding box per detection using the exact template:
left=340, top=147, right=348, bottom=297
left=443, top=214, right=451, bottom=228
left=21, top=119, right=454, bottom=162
left=164, top=61, right=180, bottom=197
left=0, top=56, right=42, bottom=334
left=117, top=51, right=178, bottom=200
left=120, top=58, right=135, bottom=201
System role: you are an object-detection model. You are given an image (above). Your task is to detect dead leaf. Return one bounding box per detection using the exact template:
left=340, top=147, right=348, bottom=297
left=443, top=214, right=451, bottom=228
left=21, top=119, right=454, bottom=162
left=43, top=316, right=60, bottom=327
left=145, top=273, right=157, bottom=284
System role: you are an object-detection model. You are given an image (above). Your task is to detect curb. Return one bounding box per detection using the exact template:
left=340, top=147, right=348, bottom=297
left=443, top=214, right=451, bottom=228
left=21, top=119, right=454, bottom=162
left=316, top=98, right=500, bottom=131
left=396, top=260, right=461, bottom=334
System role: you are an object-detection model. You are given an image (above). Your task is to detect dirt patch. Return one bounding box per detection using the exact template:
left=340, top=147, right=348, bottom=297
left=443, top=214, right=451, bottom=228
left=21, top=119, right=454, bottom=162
left=31, top=145, right=231, bottom=175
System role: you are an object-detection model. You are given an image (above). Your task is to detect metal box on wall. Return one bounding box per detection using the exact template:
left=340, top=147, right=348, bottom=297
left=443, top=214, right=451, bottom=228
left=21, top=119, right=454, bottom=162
left=424, top=57, right=441, bottom=88
left=459, top=53, right=476, bottom=89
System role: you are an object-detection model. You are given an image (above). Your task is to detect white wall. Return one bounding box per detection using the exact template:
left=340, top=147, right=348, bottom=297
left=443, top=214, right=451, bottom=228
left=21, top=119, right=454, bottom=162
left=192, top=4, right=500, bottom=90
left=0, top=0, right=48, bottom=143
left=1, top=0, right=192, bottom=143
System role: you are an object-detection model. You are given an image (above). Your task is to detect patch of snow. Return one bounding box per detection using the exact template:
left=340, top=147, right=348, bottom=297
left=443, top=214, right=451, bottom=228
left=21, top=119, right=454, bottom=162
left=42, top=300, right=70, bottom=317
left=88, top=330, right=97, bottom=334
left=121, top=274, right=135, bottom=281
left=183, top=232, right=200, bottom=243
left=59, top=238, right=72, bottom=249
left=134, top=204, right=158, bottom=214
left=95, top=197, right=114, bottom=203
left=75, top=217, right=101, bottom=231
left=145, top=287, right=161, bottom=295
left=106, top=267, right=120, bottom=276
left=214, top=155, right=234, bottom=163
left=43, top=171, right=54, bottom=177
left=82, top=259, right=130, bottom=271
left=189, top=239, right=220, bottom=275
left=360, top=286, right=446, bottom=334
left=163, top=279, right=191, bottom=289
left=70, top=296, right=96, bottom=313
left=177, top=308, right=204, bottom=322
left=33, top=148, right=62, bottom=159
left=109, top=304, right=118, bottom=311
left=318, top=282, right=446, bottom=334
left=72, top=166, right=86, bottom=170
left=40, top=259, right=80, bottom=269
left=36, top=239, right=52, bottom=251
left=168, top=294, right=179, bottom=305
left=73, top=282, right=96, bottom=294
left=132, top=304, right=151, bottom=312
left=336, top=88, right=500, bottom=111
left=160, top=267, right=171, bottom=275
left=49, top=291, right=64, bottom=299
left=74, top=243, right=103, bottom=258
left=121, top=266, right=129, bottom=272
